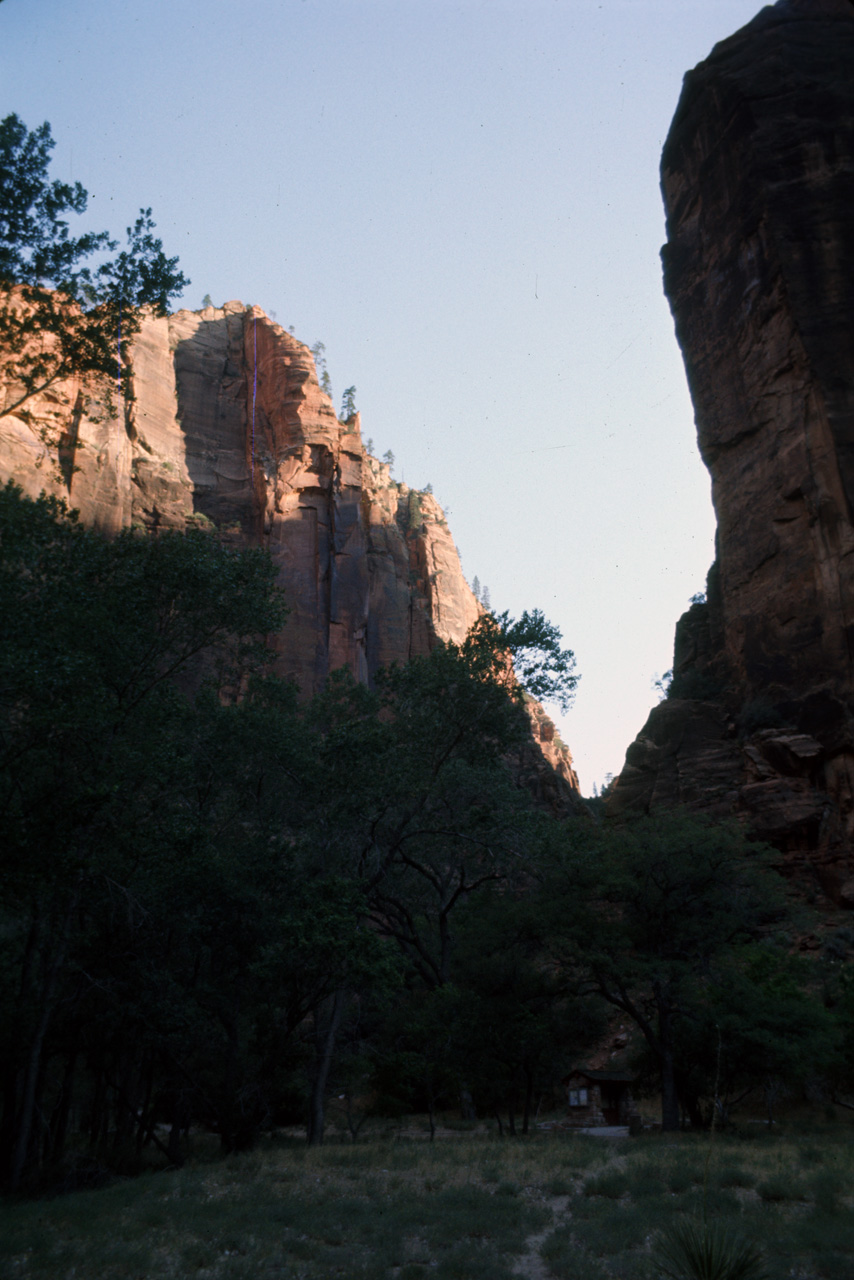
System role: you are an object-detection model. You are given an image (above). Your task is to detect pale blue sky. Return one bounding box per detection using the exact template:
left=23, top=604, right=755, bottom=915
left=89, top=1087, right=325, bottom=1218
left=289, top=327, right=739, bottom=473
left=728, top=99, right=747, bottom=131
left=1, top=0, right=765, bottom=790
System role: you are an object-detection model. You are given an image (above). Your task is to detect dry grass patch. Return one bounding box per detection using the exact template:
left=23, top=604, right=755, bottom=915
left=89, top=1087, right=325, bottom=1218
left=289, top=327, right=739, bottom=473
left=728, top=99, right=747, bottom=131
left=1, top=1124, right=852, bottom=1279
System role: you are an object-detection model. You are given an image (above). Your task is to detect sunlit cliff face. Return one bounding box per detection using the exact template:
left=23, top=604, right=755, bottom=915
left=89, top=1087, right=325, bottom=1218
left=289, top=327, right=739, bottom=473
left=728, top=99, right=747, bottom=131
left=0, top=296, right=581, bottom=805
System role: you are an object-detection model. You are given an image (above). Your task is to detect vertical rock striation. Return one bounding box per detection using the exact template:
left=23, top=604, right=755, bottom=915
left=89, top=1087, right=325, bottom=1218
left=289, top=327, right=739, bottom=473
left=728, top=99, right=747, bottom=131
left=0, top=298, right=582, bottom=805
left=612, top=0, right=854, bottom=906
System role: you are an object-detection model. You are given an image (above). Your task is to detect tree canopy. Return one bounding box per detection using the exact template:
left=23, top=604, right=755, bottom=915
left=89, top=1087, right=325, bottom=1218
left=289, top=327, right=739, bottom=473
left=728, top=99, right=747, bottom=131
left=0, top=486, right=848, bottom=1192
left=540, top=811, right=825, bottom=1129
left=0, top=485, right=588, bottom=1187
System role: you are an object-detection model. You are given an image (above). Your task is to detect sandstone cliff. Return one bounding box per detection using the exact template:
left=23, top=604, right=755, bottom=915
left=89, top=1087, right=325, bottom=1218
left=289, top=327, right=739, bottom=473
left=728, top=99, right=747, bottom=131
left=0, top=298, right=581, bottom=805
left=611, top=0, right=854, bottom=908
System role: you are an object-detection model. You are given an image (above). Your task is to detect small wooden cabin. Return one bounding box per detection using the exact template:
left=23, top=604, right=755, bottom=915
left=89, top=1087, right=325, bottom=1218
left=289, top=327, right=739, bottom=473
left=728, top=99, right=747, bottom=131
left=563, top=1069, right=638, bottom=1127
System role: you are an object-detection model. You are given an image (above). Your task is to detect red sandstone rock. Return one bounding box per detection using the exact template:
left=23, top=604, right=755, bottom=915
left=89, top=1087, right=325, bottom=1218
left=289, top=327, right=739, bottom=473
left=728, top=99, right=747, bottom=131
left=0, top=297, right=581, bottom=805
left=519, top=694, right=581, bottom=805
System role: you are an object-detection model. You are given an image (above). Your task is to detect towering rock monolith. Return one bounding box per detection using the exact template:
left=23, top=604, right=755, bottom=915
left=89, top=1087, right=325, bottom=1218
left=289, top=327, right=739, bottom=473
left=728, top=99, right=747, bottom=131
left=611, top=0, right=854, bottom=907
left=0, top=298, right=582, bottom=806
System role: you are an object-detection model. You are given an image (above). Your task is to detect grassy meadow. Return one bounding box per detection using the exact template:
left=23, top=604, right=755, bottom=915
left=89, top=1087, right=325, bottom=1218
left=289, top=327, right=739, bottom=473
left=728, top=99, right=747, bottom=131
left=2, top=1114, right=854, bottom=1280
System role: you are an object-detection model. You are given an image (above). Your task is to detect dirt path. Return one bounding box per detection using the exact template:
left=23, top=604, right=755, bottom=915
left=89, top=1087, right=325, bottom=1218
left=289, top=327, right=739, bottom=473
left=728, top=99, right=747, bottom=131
left=512, top=1195, right=570, bottom=1280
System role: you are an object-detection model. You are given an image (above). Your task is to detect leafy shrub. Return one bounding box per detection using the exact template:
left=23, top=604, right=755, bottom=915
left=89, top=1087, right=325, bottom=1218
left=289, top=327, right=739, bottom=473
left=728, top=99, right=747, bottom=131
left=809, top=1169, right=845, bottom=1215
left=665, top=1167, right=697, bottom=1194
left=626, top=1167, right=667, bottom=1199
left=784, top=1212, right=854, bottom=1277
left=682, top=1188, right=742, bottom=1218
left=715, top=1166, right=755, bottom=1189
left=406, top=490, right=424, bottom=532
left=756, top=1175, right=806, bottom=1203
left=583, top=1170, right=629, bottom=1199
left=540, top=1226, right=611, bottom=1280
left=571, top=1204, right=649, bottom=1255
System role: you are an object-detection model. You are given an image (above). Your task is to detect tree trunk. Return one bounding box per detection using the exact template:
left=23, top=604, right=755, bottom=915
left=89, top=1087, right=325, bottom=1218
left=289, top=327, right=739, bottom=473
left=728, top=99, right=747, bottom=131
left=167, top=1116, right=184, bottom=1165
left=166, top=1083, right=188, bottom=1167
left=106, top=1071, right=173, bottom=1164
left=522, top=1067, right=534, bottom=1135
left=656, top=990, right=680, bottom=1132
left=136, top=1056, right=155, bottom=1155
left=307, top=988, right=345, bottom=1146
left=10, top=900, right=75, bottom=1191
left=111, top=1056, right=137, bottom=1163
left=681, top=1085, right=704, bottom=1131
left=47, top=1045, right=79, bottom=1165
left=660, top=1047, right=680, bottom=1132
left=11, top=995, right=57, bottom=1188
left=89, top=1060, right=107, bottom=1150
left=2, top=911, right=44, bottom=1181
left=345, top=1094, right=366, bottom=1143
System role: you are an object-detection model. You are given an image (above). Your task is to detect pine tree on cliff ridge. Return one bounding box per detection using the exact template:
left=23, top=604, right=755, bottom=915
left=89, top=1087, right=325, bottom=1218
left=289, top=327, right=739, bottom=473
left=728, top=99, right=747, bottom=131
left=0, top=113, right=189, bottom=419
left=340, top=385, right=357, bottom=420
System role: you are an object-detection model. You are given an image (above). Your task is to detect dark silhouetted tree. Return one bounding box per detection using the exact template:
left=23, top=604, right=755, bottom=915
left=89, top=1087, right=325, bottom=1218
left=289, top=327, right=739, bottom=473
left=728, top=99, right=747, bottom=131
left=0, top=114, right=189, bottom=418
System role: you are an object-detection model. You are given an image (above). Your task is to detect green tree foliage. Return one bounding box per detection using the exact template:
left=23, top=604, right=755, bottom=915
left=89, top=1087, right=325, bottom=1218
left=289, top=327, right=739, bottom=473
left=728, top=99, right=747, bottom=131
left=340, top=385, right=357, bottom=419
left=0, top=484, right=287, bottom=1185
left=709, top=947, right=839, bottom=1124
left=0, top=484, right=842, bottom=1190
left=0, top=483, right=397, bottom=1172
left=310, top=340, right=333, bottom=400
left=369, top=985, right=467, bottom=1138
left=447, top=887, right=605, bottom=1136
left=285, top=610, right=583, bottom=1138
left=0, top=113, right=188, bottom=418
left=0, top=485, right=589, bottom=1184
left=543, top=811, right=814, bottom=1130
left=469, top=609, right=579, bottom=713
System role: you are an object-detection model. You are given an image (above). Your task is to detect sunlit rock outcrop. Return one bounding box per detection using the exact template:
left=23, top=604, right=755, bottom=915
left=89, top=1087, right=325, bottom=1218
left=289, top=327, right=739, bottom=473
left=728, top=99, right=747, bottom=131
left=0, top=299, right=582, bottom=805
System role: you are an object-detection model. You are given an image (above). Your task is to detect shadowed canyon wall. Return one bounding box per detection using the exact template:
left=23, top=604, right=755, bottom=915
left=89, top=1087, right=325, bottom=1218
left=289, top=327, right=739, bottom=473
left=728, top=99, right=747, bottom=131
left=611, top=0, right=854, bottom=906
left=0, top=299, right=580, bottom=804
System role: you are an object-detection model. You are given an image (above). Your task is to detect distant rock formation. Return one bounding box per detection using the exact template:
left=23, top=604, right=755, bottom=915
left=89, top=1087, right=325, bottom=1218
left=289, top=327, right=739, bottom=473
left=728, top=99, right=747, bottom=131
left=611, top=0, right=854, bottom=908
left=0, top=298, right=581, bottom=807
